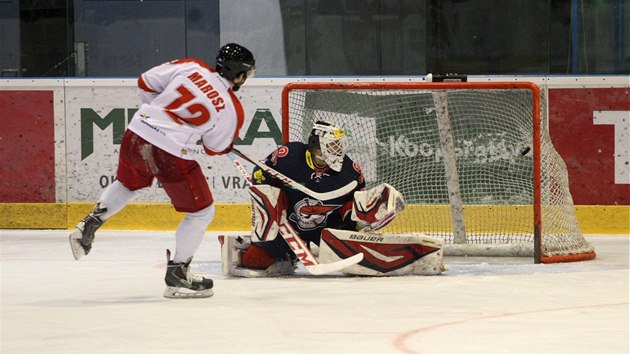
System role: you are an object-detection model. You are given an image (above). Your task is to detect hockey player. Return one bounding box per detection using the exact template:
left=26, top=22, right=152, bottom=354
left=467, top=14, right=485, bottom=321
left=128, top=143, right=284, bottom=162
left=221, top=121, right=444, bottom=277
left=242, top=121, right=365, bottom=274
left=69, top=43, right=256, bottom=298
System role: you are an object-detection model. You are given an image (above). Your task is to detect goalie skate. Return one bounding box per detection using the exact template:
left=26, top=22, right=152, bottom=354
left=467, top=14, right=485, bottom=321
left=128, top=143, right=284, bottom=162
left=163, top=250, right=213, bottom=299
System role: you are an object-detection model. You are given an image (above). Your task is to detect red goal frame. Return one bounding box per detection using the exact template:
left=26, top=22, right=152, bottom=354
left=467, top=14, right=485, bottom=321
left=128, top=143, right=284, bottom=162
left=282, top=81, right=595, bottom=264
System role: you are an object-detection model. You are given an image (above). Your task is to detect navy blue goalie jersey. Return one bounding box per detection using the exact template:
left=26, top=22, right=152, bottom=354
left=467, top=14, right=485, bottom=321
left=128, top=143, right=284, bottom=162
left=252, top=142, right=366, bottom=243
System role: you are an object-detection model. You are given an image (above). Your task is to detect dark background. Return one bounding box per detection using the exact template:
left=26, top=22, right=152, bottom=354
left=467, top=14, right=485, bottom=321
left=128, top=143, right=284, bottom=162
left=1, top=0, right=627, bottom=77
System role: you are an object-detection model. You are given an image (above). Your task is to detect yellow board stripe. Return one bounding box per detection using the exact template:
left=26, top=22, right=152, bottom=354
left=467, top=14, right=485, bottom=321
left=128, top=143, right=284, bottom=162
left=0, top=203, right=627, bottom=234
left=0, top=203, right=251, bottom=231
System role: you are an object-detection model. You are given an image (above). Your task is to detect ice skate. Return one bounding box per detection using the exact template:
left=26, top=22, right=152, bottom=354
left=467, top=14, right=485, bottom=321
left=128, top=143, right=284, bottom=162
left=69, top=203, right=106, bottom=260
left=163, top=249, right=214, bottom=299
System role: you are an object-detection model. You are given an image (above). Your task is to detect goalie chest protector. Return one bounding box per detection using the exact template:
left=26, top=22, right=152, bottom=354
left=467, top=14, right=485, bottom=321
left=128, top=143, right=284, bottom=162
left=253, top=142, right=365, bottom=241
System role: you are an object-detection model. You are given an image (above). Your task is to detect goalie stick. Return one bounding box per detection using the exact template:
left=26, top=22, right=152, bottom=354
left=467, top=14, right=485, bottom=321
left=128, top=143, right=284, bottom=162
left=226, top=151, right=364, bottom=275
left=231, top=147, right=358, bottom=201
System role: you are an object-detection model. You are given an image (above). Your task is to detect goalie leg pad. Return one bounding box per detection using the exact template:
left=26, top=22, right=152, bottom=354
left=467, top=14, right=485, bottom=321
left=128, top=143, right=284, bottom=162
left=219, top=235, right=246, bottom=277
left=249, top=185, right=286, bottom=242
left=319, top=228, right=444, bottom=276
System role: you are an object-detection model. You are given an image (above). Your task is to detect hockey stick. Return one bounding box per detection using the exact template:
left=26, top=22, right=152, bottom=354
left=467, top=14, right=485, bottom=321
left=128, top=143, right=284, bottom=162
left=231, top=147, right=358, bottom=201
left=277, top=222, right=363, bottom=275
left=226, top=152, right=364, bottom=275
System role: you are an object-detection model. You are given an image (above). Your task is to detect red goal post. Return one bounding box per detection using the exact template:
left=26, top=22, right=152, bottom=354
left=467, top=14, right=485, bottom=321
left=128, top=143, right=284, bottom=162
left=281, top=81, right=596, bottom=264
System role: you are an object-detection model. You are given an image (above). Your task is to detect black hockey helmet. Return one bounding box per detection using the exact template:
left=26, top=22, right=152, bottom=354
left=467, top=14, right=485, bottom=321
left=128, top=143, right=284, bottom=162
left=215, top=43, right=255, bottom=91
left=307, top=120, right=347, bottom=172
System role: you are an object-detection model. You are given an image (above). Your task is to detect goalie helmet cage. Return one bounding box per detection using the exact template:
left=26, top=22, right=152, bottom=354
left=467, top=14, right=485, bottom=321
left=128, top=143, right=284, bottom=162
left=281, top=81, right=596, bottom=264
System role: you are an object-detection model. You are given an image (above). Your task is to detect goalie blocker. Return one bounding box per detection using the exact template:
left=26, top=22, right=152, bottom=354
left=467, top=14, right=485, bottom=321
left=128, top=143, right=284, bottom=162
left=319, top=229, right=444, bottom=276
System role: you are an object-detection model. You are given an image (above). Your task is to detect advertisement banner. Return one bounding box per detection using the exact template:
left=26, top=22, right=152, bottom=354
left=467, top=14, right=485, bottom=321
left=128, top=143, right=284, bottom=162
left=3, top=78, right=629, bottom=233
left=61, top=82, right=630, bottom=206
left=549, top=88, right=630, bottom=205
left=0, top=90, right=56, bottom=202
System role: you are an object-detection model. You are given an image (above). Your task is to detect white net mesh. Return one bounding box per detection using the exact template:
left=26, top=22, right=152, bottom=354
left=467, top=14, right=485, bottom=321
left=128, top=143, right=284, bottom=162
left=283, top=82, right=595, bottom=262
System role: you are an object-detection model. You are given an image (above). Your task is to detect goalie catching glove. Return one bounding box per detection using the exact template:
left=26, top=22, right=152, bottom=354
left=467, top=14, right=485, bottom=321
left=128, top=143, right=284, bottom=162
left=351, top=183, right=405, bottom=231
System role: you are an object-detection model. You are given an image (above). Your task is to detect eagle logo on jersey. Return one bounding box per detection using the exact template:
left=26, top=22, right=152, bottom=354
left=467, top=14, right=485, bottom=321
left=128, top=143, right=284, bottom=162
left=289, top=198, right=341, bottom=230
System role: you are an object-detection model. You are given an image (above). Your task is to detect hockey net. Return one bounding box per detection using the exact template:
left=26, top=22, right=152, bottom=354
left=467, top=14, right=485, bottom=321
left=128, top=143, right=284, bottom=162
left=281, top=82, right=596, bottom=263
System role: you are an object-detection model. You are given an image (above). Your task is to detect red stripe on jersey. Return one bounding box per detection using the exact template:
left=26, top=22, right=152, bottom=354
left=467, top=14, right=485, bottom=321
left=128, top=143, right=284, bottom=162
left=137, top=75, right=156, bottom=93
left=170, top=58, right=215, bottom=72
left=203, top=92, right=245, bottom=156
left=204, top=148, right=222, bottom=156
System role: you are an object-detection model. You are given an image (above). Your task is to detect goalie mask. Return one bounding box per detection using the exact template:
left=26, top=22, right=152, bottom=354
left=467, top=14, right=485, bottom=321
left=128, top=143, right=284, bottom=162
left=307, top=121, right=347, bottom=172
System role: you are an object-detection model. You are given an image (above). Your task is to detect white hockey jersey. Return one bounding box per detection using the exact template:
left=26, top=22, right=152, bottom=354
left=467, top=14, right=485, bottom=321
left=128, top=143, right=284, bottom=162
left=127, top=58, right=244, bottom=160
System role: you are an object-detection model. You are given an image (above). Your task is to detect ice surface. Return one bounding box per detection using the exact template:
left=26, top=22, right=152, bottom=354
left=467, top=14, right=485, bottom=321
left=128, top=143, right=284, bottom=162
left=1, top=230, right=628, bottom=354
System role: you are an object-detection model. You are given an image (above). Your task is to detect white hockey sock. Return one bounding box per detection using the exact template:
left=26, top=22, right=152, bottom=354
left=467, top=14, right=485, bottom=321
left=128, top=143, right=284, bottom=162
left=98, top=180, right=146, bottom=220
left=173, top=204, right=215, bottom=263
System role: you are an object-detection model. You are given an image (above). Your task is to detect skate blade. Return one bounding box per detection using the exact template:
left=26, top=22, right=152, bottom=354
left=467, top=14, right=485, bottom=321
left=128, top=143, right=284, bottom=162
left=69, top=230, right=87, bottom=260
left=225, top=264, right=296, bottom=278
left=230, top=267, right=268, bottom=278
left=163, top=286, right=214, bottom=299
